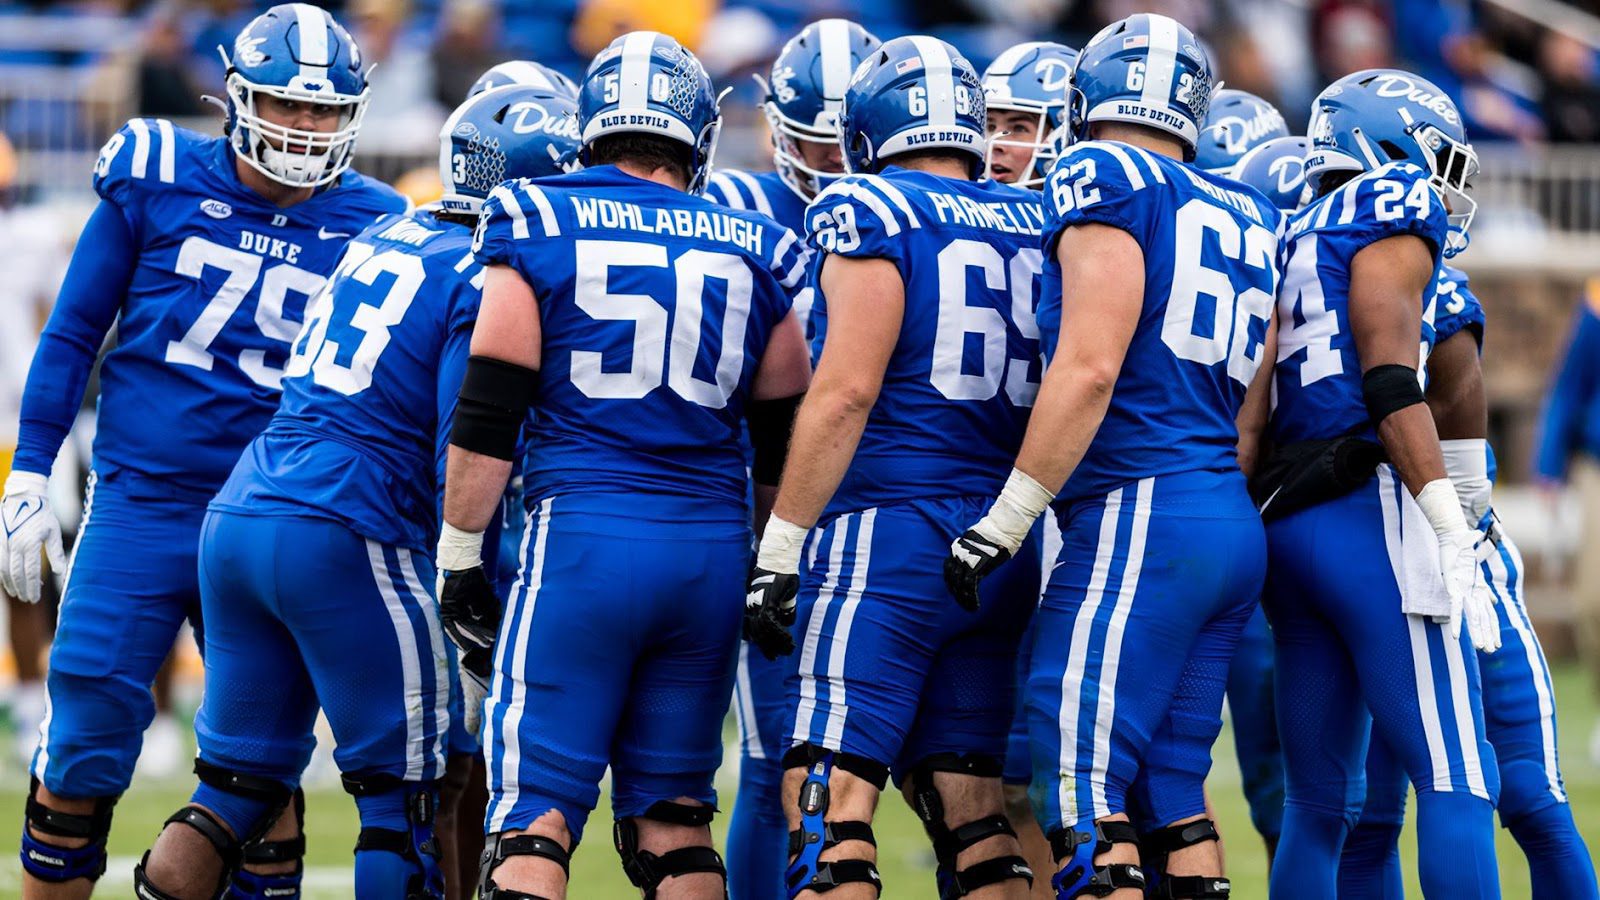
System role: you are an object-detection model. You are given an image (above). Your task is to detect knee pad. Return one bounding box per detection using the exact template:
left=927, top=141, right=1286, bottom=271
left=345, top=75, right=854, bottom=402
left=613, top=800, right=726, bottom=899
left=1142, top=820, right=1228, bottom=899
left=343, top=771, right=444, bottom=900
left=19, top=778, right=117, bottom=884
left=478, top=830, right=571, bottom=900
left=134, top=804, right=244, bottom=899
left=227, top=787, right=306, bottom=899
left=782, top=744, right=884, bottom=898
left=905, top=753, right=1033, bottom=899
left=1047, top=821, right=1147, bottom=899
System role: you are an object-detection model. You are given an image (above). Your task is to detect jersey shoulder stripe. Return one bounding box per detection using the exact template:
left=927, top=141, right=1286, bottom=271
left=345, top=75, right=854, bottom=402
left=707, top=169, right=776, bottom=218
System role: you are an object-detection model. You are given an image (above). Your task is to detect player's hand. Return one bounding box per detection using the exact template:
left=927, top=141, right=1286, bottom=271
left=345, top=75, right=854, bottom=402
left=1, top=472, right=67, bottom=604
left=944, top=527, right=1012, bottom=612
left=438, top=565, right=502, bottom=730
left=1437, top=529, right=1500, bottom=653
left=744, top=567, right=799, bottom=660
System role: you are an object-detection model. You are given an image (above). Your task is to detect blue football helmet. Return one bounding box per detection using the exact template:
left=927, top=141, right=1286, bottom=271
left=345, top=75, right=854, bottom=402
left=1232, top=135, right=1310, bottom=211
left=760, top=18, right=881, bottom=199
left=838, top=35, right=986, bottom=178
left=221, top=3, right=370, bottom=188
left=1306, top=68, right=1478, bottom=256
left=1068, top=13, right=1215, bottom=160
left=438, top=85, right=581, bottom=215
left=467, top=60, right=578, bottom=100
left=1194, top=88, right=1287, bottom=175
left=982, top=41, right=1078, bottom=188
left=578, top=31, right=722, bottom=194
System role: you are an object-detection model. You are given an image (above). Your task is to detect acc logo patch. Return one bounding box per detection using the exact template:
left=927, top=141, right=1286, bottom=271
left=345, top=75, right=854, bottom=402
left=200, top=199, right=233, bottom=220
left=235, top=34, right=268, bottom=68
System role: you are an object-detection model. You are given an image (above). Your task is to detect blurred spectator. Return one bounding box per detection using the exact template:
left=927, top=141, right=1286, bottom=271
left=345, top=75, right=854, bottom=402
left=1312, top=0, right=1393, bottom=83
left=349, top=0, right=445, bottom=155
left=137, top=9, right=206, bottom=117
left=571, top=0, right=716, bottom=58
left=430, top=0, right=505, bottom=106
left=1534, top=281, right=1600, bottom=765
left=1540, top=28, right=1600, bottom=144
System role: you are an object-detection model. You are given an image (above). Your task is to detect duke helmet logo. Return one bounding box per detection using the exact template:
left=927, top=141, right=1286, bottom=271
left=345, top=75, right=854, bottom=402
left=771, top=66, right=798, bottom=103
left=1370, top=73, right=1460, bottom=126
left=507, top=102, right=580, bottom=139
left=234, top=34, right=268, bottom=67
left=1035, top=57, right=1072, bottom=94
left=200, top=199, right=234, bottom=219
left=1268, top=155, right=1305, bottom=194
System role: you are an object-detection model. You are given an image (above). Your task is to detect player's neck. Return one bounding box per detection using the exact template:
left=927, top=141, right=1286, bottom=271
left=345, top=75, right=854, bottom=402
left=234, top=156, right=315, bottom=208
left=612, top=160, right=690, bottom=192
left=893, top=159, right=969, bottom=179
left=1092, top=123, right=1185, bottom=161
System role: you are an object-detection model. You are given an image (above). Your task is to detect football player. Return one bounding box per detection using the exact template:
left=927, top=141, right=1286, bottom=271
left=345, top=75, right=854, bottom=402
left=744, top=34, right=1045, bottom=899
left=1337, top=267, right=1599, bottom=898
left=436, top=31, right=811, bottom=898
left=982, top=41, right=1077, bottom=189
left=133, top=83, right=574, bottom=900
left=702, top=19, right=876, bottom=900
left=980, top=38, right=1077, bottom=897
left=945, top=14, right=1282, bottom=899
left=467, top=60, right=579, bottom=100
left=1193, top=89, right=1289, bottom=178
left=0, top=5, right=404, bottom=897
left=1258, top=69, right=1501, bottom=898
left=707, top=18, right=878, bottom=348
left=1219, top=133, right=1312, bottom=868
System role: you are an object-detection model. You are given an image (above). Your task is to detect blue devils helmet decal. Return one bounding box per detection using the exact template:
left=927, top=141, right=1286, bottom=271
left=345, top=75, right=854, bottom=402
left=578, top=31, right=722, bottom=194
left=467, top=60, right=579, bottom=100
left=222, top=3, right=371, bottom=187
left=1068, top=13, right=1214, bottom=160
left=838, top=35, right=986, bottom=178
left=1194, top=88, right=1288, bottom=175
left=761, top=18, right=881, bottom=199
left=1306, top=67, right=1478, bottom=256
left=982, top=41, right=1078, bottom=188
left=439, top=85, right=581, bottom=215
left=1232, top=135, right=1310, bottom=211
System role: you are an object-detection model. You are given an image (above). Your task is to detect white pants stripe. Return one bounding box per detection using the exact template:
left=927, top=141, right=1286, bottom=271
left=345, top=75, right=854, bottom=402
left=793, top=513, right=855, bottom=744
left=1057, top=486, right=1125, bottom=823
left=365, top=540, right=428, bottom=782
left=487, top=497, right=553, bottom=832
left=1485, top=535, right=1566, bottom=803
left=1087, top=477, right=1154, bottom=818
left=820, top=508, right=878, bottom=749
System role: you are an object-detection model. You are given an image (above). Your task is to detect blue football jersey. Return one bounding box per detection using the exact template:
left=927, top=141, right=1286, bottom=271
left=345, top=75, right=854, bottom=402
left=1271, top=162, right=1450, bottom=446
left=1434, top=264, right=1485, bottom=350
left=87, top=118, right=406, bottom=492
left=704, top=169, right=817, bottom=336
left=804, top=167, right=1045, bottom=515
left=210, top=211, right=481, bottom=552
left=473, top=165, right=806, bottom=510
left=1040, top=141, right=1283, bottom=501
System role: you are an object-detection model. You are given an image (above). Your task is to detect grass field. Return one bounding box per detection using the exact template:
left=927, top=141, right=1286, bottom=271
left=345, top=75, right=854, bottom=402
left=1, top=664, right=1597, bottom=897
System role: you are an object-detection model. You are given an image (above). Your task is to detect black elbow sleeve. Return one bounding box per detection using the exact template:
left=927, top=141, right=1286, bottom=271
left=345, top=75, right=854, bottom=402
left=450, top=355, right=538, bottom=461
left=748, top=392, right=803, bottom=486
left=1361, top=363, right=1424, bottom=425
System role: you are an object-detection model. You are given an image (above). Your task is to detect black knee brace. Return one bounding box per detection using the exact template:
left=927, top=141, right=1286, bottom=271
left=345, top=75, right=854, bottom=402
left=478, top=831, right=570, bottom=900
left=904, top=753, right=1033, bottom=899
left=134, top=761, right=295, bottom=899
left=614, top=800, right=726, bottom=899
left=783, top=744, right=886, bottom=898
left=344, top=771, right=444, bottom=900
left=20, top=778, right=118, bottom=884
left=1143, top=820, right=1229, bottom=899
left=1049, top=821, right=1147, bottom=898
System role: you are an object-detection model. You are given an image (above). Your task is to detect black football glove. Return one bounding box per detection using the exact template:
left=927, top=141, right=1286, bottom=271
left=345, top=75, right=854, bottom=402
left=744, top=567, right=799, bottom=660
left=943, top=529, right=1013, bottom=612
left=439, top=565, right=502, bottom=690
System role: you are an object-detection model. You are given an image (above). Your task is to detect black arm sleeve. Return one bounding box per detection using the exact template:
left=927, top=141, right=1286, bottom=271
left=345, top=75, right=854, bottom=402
left=748, top=392, right=804, bottom=487
left=449, top=355, right=539, bottom=461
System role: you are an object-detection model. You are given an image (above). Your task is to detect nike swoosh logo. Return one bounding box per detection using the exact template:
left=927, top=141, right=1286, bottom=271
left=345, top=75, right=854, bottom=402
left=317, top=227, right=351, bottom=240
left=3, top=498, right=39, bottom=536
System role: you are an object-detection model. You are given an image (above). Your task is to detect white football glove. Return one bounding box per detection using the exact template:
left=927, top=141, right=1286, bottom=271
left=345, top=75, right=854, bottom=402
left=1436, top=528, right=1500, bottom=653
left=460, top=667, right=488, bottom=739
left=1, top=472, right=67, bottom=604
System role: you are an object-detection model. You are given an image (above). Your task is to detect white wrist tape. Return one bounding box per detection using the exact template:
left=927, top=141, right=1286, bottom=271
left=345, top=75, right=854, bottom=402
left=972, top=468, right=1056, bottom=553
left=3, top=471, right=49, bottom=497
left=757, top=515, right=809, bottom=574
left=1440, top=438, right=1492, bottom=523
left=1416, top=478, right=1471, bottom=538
left=436, top=521, right=485, bottom=572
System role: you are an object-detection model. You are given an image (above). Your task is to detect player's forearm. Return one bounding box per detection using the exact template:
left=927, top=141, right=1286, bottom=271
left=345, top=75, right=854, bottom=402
left=770, top=385, right=873, bottom=528
left=1376, top=404, right=1449, bottom=497
left=1013, top=362, right=1116, bottom=495
left=442, top=445, right=513, bottom=534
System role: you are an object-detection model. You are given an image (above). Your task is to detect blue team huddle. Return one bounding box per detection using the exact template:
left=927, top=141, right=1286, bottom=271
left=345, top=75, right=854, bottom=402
left=0, top=3, right=1594, bottom=899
